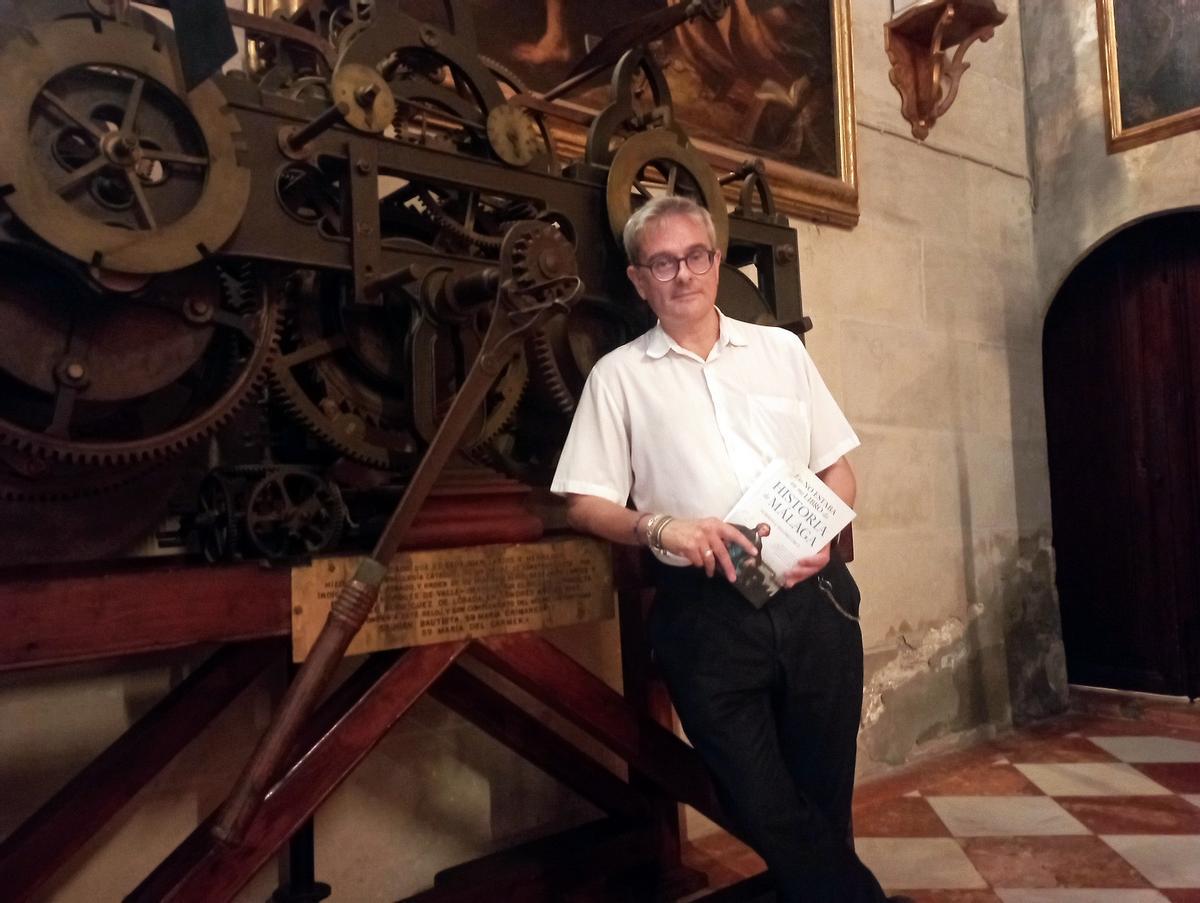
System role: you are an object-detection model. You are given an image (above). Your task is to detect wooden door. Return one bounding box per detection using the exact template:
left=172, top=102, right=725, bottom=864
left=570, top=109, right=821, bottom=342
left=1043, top=212, right=1200, bottom=699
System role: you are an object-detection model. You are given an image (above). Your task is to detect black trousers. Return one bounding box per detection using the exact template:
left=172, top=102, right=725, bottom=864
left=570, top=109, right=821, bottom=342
left=649, top=557, right=888, bottom=903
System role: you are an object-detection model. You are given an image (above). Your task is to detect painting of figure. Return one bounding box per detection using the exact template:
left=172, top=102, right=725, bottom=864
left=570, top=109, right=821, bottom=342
left=1098, top=0, right=1200, bottom=151
left=469, top=0, right=849, bottom=183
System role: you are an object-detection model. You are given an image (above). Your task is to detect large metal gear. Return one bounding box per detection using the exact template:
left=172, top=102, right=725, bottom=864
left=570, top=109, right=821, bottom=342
left=271, top=264, right=532, bottom=471
left=270, top=269, right=422, bottom=471
left=525, top=299, right=644, bottom=417
left=458, top=346, right=529, bottom=459
left=369, top=33, right=557, bottom=174
left=0, top=248, right=279, bottom=464
left=605, top=128, right=730, bottom=255
left=0, top=17, right=250, bottom=273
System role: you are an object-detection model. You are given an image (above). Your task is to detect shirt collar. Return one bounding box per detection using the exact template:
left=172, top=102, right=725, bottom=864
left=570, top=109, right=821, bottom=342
left=645, top=309, right=751, bottom=360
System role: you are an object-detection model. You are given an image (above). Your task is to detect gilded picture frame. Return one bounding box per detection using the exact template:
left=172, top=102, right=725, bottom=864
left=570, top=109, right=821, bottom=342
left=472, top=0, right=860, bottom=227
left=1096, top=0, right=1200, bottom=153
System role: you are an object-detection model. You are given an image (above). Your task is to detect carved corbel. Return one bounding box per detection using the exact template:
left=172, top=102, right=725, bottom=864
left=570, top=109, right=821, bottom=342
left=884, top=0, right=1007, bottom=140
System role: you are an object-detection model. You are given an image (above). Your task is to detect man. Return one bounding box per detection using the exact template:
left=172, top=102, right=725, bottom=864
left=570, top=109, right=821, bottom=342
left=551, top=196, right=892, bottom=902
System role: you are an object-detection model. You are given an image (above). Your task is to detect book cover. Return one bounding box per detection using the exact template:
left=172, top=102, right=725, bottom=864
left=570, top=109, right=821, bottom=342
left=723, top=459, right=856, bottom=606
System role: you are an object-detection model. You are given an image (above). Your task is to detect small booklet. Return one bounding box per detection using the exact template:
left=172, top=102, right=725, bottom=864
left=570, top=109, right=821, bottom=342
left=722, top=459, right=856, bottom=607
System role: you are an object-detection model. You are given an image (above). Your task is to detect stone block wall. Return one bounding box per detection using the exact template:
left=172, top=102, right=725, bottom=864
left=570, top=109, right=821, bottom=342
left=795, top=0, right=1065, bottom=770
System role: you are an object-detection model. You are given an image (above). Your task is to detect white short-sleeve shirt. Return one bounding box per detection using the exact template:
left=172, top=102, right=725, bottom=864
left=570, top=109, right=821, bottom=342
left=550, top=311, right=859, bottom=523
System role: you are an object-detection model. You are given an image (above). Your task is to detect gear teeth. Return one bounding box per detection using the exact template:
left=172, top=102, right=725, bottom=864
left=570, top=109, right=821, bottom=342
left=0, top=265, right=281, bottom=466
left=461, top=348, right=529, bottom=457
left=528, top=329, right=577, bottom=415
left=269, top=369, right=391, bottom=470
left=417, top=189, right=506, bottom=252
left=268, top=279, right=417, bottom=470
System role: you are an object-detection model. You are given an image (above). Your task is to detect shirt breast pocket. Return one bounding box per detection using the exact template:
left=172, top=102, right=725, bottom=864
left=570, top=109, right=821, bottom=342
left=744, top=393, right=810, bottom=462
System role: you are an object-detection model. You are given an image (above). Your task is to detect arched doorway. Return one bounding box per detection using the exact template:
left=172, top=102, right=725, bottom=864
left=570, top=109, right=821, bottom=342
left=1043, top=211, right=1200, bottom=699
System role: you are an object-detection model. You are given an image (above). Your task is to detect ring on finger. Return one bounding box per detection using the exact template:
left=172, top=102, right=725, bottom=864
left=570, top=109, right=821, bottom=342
left=703, top=549, right=714, bottom=558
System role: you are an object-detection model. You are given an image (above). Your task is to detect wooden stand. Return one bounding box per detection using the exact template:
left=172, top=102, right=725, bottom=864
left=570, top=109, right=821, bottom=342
left=0, top=536, right=773, bottom=901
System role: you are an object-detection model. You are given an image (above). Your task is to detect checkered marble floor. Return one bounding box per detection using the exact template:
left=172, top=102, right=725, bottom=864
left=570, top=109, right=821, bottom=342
left=683, top=701, right=1200, bottom=902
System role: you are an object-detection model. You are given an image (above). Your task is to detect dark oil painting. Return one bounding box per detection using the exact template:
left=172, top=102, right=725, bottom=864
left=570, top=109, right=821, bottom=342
left=462, top=0, right=841, bottom=179
left=1113, top=0, right=1200, bottom=129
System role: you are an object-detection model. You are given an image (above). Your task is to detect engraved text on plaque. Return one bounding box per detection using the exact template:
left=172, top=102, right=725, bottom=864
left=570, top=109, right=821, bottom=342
left=291, top=537, right=613, bottom=661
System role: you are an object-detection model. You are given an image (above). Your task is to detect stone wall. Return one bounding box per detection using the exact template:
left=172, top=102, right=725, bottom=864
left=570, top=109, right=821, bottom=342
left=1020, top=0, right=1200, bottom=302
left=0, top=1, right=1078, bottom=899
left=796, top=0, right=1066, bottom=770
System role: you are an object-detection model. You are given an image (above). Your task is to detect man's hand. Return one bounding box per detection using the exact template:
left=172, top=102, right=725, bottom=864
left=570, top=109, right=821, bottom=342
left=779, top=543, right=831, bottom=589
left=660, top=517, right=760, bottom=581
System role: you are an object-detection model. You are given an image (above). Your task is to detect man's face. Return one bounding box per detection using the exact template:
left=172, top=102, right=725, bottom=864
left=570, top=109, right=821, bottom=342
left=626, top=213, right=721, bottom=331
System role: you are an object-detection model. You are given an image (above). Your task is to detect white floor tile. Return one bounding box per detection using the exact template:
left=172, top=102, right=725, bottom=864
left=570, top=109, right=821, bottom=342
left=1088, top=736, right=1200, bottom=763
left=1103, top=834, right=1200, bottom=887
left=1015, top=762, right=1172, bottom=796
left=854, top=837, right=987, bottom=889
left=996, top=891, right=1168, bottom=902
left=927, top=796, right=1089, bottom=836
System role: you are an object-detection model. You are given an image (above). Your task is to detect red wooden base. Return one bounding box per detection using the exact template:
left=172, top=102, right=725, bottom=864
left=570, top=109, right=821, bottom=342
left=0, top=544, right=732, bottom=902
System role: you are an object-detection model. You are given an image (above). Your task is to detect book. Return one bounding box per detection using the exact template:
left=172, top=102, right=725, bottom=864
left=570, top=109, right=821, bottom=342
left=722, top=459, right=856, bottom=607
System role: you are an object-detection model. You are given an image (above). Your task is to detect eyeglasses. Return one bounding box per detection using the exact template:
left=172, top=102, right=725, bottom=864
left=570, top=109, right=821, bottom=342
left=635, top=247, right=716, bottom=282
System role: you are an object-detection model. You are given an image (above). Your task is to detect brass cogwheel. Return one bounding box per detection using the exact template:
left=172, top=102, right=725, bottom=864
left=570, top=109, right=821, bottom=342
left=0, top=252, right=279, bottom=464
left=479, top=55, right=558, bottom=166
left=0, top=17, right=250, bottom=273
left=605, top=129, right=729, bottom=255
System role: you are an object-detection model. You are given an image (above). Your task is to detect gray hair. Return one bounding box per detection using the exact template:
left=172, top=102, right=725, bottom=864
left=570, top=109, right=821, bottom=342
left=622, top=196, right=717, bottom=263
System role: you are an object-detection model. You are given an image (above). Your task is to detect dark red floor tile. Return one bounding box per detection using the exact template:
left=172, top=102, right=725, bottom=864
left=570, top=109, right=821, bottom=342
left=854, top=795, right=951, bottom=837
left=1059, top=794, right=1200, bottom=834
left=1134, top=762, right=1200, bottom=793
left=1162, top=891, right=1200, bottom=903
left=991, top=733, right=1119, bottom=763
left=960, top=835, right=1152, bottom=888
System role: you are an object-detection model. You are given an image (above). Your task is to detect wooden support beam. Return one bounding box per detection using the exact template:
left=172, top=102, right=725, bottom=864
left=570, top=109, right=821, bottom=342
left=126, top=641, right=467, bottom=903
left=468, top=633, right=729, bottom=830
left=0, top=562, right=290, bottom=672
left=430, top=663, right=649, bottom=822
left=0, top=641, right=279, bottom=902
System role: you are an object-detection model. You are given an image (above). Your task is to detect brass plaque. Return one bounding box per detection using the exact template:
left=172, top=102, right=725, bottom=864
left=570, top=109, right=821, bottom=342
left=290, top=537, right=613, bottom=661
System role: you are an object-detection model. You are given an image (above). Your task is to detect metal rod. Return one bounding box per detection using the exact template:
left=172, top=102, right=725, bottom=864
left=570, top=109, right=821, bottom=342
left=285, top=102, right=349, bottom=151
left=541, top=62, right=611, bottom=103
